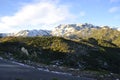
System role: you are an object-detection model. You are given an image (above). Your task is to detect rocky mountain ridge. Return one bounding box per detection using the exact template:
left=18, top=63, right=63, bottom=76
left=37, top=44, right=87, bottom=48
left=0, top=29, right=51, bottom=37
left=52, top=23, right=119, bottom=37
left=0, top=23, right=120, bottom=38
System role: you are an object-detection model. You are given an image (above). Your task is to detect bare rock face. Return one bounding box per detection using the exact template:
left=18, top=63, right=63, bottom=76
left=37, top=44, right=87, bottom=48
left=51, top=23, right=100, bottom=37
left=21, top=47, right=29, bottom=56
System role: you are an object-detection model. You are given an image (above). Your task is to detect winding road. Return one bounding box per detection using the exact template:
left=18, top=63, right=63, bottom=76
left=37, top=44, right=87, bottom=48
left=0, top=59, right=94, bottom=80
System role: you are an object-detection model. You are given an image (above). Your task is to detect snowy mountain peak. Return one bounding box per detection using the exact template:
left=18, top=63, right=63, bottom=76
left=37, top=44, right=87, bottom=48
left=51, top=23, right=100, bottom=36
left=0, top=23, right=120, bottom=38
left=14, top=29, right=51, bottom=37
left=56, top=23, right=97, bottom=30
left=0, top=29, right=51, bottom=37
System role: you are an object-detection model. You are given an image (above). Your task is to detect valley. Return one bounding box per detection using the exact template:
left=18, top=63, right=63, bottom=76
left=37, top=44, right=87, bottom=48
left=0, top=23, right=120, bottom=80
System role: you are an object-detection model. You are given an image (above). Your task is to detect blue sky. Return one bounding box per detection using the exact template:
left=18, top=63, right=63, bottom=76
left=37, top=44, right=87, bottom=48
left=0, top=0, right=120, bottom=33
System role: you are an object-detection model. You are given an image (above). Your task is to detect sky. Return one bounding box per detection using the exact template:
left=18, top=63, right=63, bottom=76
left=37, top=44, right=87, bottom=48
left=0, top=0, right=120, bottom=33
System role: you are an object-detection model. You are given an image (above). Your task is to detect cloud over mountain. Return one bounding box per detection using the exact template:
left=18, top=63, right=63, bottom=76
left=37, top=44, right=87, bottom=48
left=0, top=0, right=74, bottom=32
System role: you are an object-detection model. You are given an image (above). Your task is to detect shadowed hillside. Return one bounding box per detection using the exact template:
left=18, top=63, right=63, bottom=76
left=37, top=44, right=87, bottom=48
left=0, top=36, right=120, bottom=75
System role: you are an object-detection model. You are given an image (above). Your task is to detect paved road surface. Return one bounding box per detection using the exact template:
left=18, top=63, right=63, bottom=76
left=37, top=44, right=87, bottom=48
left=0, top=59, right=94, bottom=80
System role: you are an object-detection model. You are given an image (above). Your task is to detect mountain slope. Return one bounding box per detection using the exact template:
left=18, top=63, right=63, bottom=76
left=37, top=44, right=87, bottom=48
left=0, top=29, right=51, bottom=37
left=52, top=23, right=100, bottom=37
left=51, top=23, right=120, bottom=47
left=14, top=29, right=51, bottom=37
left=0, top=36, right=120, bottom=74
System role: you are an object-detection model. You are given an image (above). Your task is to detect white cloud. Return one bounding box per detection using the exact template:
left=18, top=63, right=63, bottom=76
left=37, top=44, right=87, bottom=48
left=0, top=0, right=75, bottom=33
left=109, top=7, right=120, bottom=13
left=79, top=11, right=86, bottom=17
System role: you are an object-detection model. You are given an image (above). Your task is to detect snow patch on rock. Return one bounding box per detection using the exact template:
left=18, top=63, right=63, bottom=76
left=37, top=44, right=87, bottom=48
left=51, top=23, right=100, bottom=37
